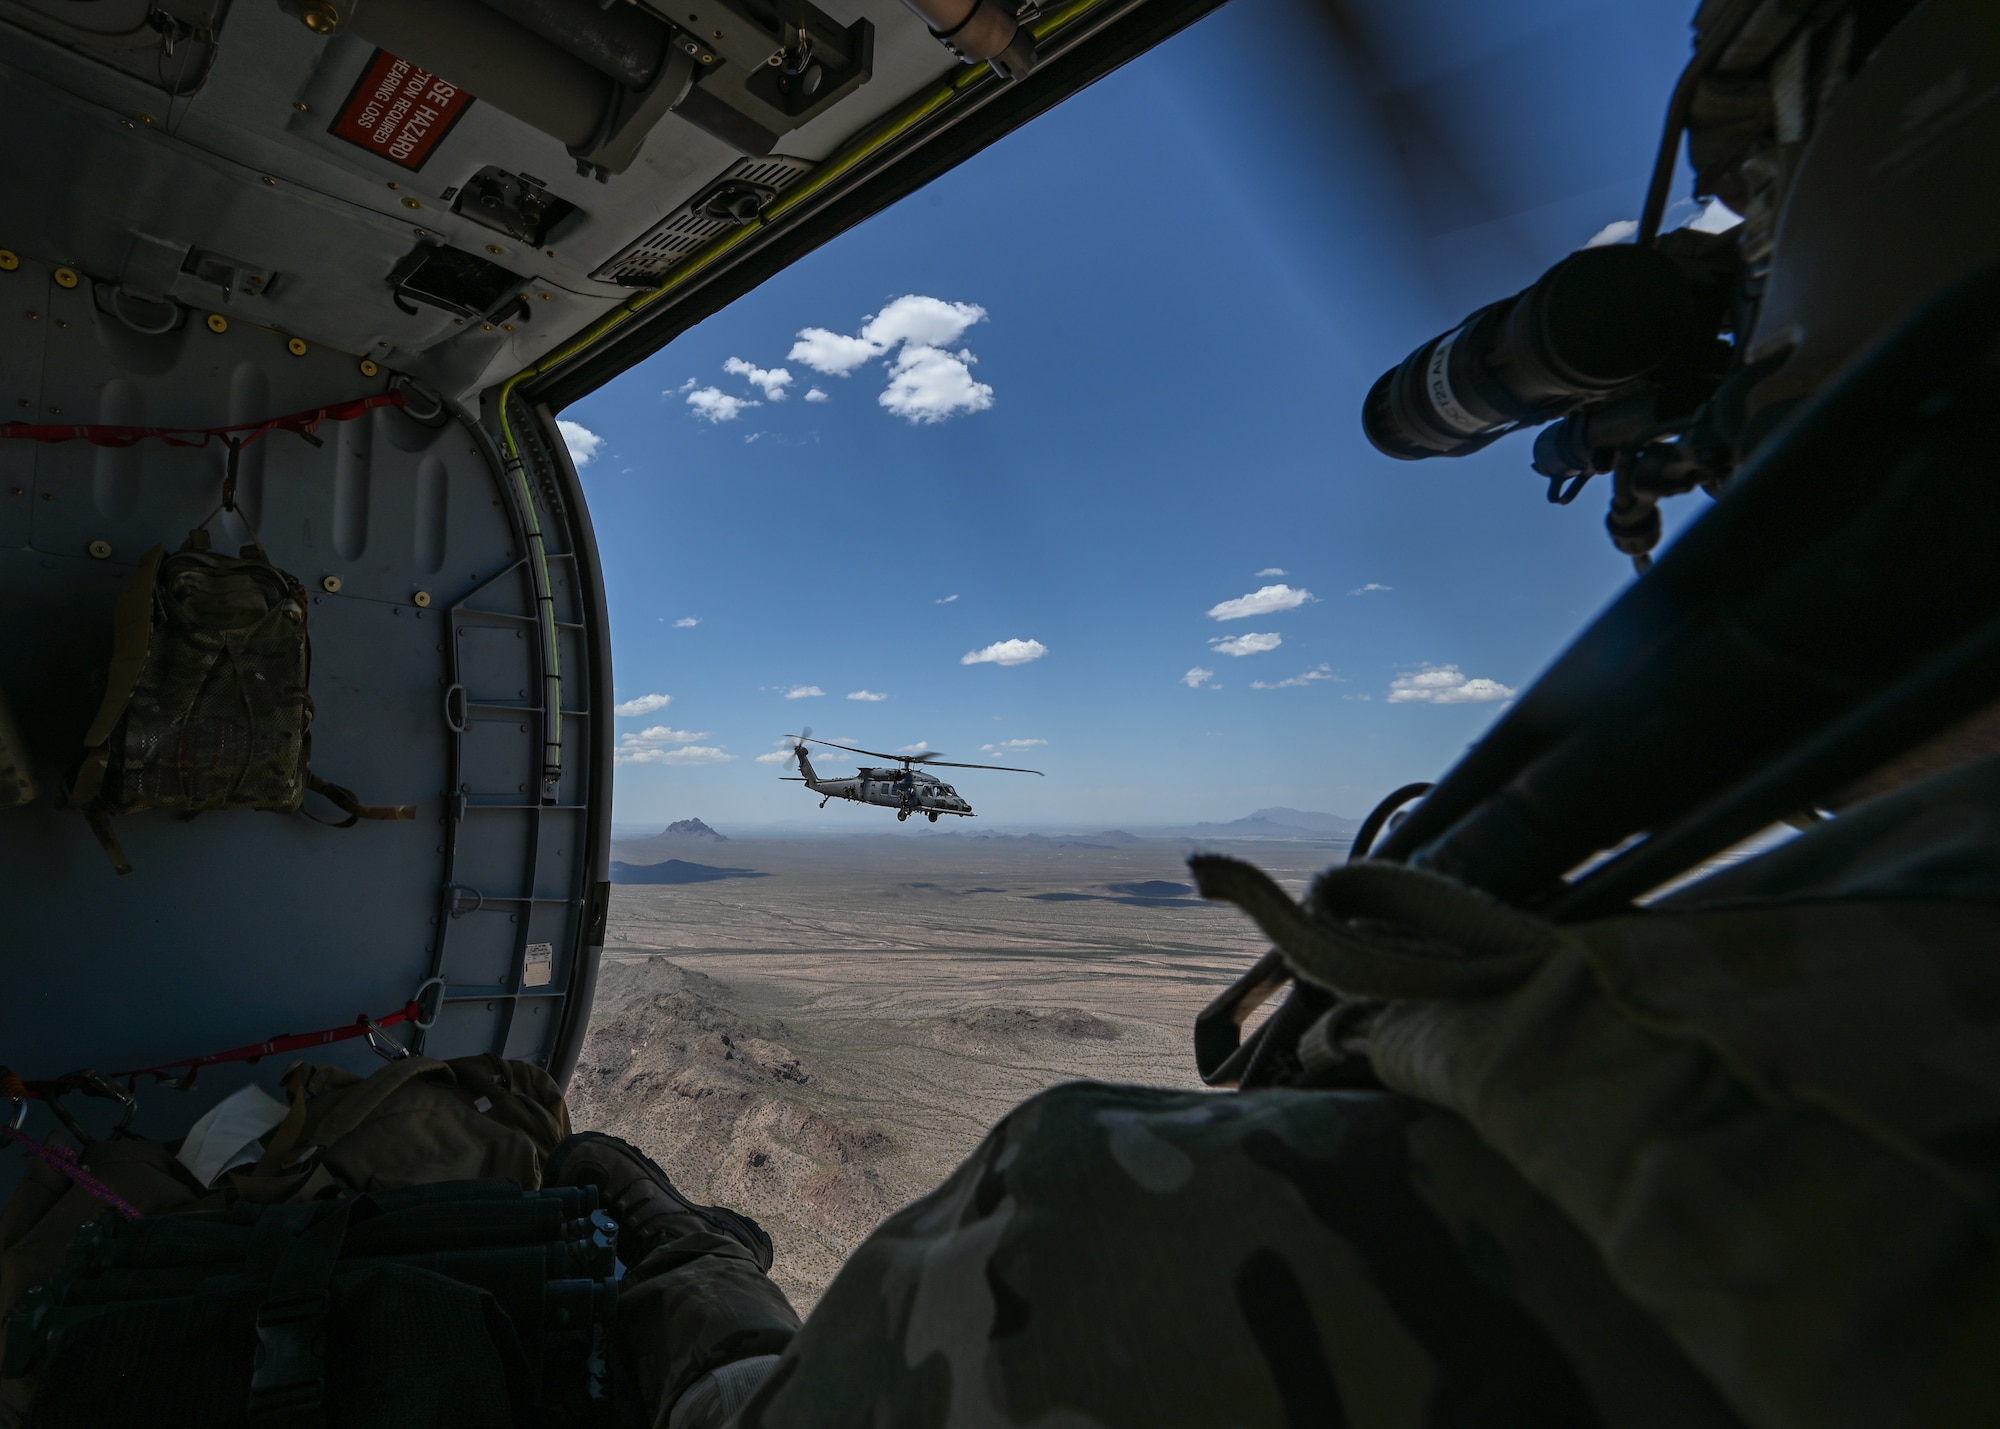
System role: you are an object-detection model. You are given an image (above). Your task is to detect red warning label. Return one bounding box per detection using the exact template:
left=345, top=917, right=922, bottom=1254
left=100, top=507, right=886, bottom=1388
left=329, top=49, right=472, bottom=172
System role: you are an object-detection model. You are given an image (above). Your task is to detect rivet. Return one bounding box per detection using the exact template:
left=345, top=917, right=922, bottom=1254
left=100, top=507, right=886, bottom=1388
left=261, top=176, right=277, bottom=186
left=500, top=322, right=514, bottom=331
left=481, top=323, right=495, bottom=331
left=120, top=118, right=136, bottom=128
left=413, top=590, right=432, bottom=607
left=538, top=292, right=552, bottom=300
left=485, top=245, right=504, bottom=255
left=712, top=28, right=722, bottom=37
left=47, top=406, right=60, bottom=415
left=299, top=1, right=340, bottom=34
left=387, top=181, right=400, bottom=190
left=53, top=268, right=79, bottom=289
left=287, top=336, right=308, bottom=356
left=359, top=357, right=379, bottom=377
left=413, top=228, right=428, bottom=238
left=293, top=101, right=309, bottom=112
left=87, top=540, right=112, bottom=560
left=0, top=252, right=15, bottom=271
left=322, top=574, right=343, bottom=593
left=402, top=197, right=421, bottom=210
left=136, top=113, right=156, bottom=126
left=206, top=313, right=227, bottom=332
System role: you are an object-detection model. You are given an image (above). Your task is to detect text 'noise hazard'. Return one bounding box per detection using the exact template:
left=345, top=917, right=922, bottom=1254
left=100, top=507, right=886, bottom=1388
left=330, top=50, right=473, bottom=172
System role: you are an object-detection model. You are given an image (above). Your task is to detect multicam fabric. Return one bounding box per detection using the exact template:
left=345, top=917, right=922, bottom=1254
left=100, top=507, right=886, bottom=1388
left=711, top=1082, right=1742, bottom=1429
left=75, top=545, right=313, bottom=818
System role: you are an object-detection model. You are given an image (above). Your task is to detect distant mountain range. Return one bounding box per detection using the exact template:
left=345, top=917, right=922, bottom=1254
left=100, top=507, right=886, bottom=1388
left=1183, top=807, right=1359, bottom=840
left=610, top=818, right=730, bottom=861
left=612, top=809, right=1358, bottom=847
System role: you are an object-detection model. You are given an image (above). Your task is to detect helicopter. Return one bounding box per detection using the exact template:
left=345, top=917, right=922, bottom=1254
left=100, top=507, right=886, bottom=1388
left=781, top=731, right=1043, bottom=822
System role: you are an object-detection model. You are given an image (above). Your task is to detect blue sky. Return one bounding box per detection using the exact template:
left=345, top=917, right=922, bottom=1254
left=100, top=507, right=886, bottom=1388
left=562, top=0, right=1705, bottom=829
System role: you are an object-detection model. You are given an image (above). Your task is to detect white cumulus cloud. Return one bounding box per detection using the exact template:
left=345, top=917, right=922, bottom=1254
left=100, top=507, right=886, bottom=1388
left=936, top=594, right=958, bottom=604
left=789, top=296, right=989, bottom=374
left=674, top=616, right=700, bottom=628
left=1585, top=218, right=1639, bottom=248
left=847, top=690, right=888, bottom=702
left=557, top=420, right=603, bottom=466
left=789, top=297, right=994, bottom=424
left=982, top=738, right=1046, bottom=755
left=755, top=749, right=796, bottom=765
left=613, top=693, right=673, bottom=717
left=782, top=685, right=824, bottom=700
left=1182, top=666, right=1216, bottom=688
left=962, top=638, right=1047, bottom=667
left=620, top=724, right=704, bottom=746
left=1686, top=197, right=1744, bottom=233
left=1350, top=583, right=1392, bottom=595
left=1387, top=665, right=1515, bottom=704
left=723, top=357, right=793, bottom=400
left=879, top=346, right=993, bottom=423
left=897, top=741, right=930, bottom=754
left=1252, top=664, right=1337, bottom=690
left=686, top=386, right=759, bottom=423
left=804, top=387, right=829, bottom=402
left=1211, top=631, right=1282, bottom=658
left=622, top=744, right=733, bottom=766
left=615, top=725, right=729, bottom=765
left=1255, top=567, right=1286, bottom=577
left=1207, top=584, right=1315, bottom=621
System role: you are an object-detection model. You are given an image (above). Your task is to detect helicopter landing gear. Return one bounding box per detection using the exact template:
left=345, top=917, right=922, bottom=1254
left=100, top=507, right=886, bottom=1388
left=927, top=810, right=939, bottom=822
left=896, top=808, right=909, bottom=821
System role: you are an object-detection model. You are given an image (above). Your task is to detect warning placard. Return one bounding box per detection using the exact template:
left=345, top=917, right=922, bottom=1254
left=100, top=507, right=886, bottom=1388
left=330, top=49, right=473, bottom=172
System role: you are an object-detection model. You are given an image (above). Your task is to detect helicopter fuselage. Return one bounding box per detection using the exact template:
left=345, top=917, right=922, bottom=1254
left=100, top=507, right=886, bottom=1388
left=791, top=746, right=975, bottom=821
left=807, top=765, right=974, bottom=821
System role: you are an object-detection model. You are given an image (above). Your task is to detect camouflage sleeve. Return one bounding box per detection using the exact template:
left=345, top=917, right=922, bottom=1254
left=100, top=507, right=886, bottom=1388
left=728, top=1082, right=1744, bottom=1429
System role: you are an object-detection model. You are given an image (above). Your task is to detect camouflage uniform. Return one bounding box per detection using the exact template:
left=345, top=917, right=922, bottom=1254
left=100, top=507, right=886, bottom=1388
left=620, top=1084, right=1741, bottom=1428
left=624, top=759, right=2000, bottom=1429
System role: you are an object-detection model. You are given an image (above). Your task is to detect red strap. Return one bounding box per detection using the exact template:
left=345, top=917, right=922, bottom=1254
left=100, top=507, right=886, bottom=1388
left=0, top=390, right=407, bottom=451
left=108, top=1001, right=426, bottom=1087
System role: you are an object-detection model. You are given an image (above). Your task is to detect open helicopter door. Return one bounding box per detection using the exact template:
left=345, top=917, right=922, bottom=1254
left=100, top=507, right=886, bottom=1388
left=0, top=319, right=615, bottom=1180
left=0, top=0, right=1230, bottom=1207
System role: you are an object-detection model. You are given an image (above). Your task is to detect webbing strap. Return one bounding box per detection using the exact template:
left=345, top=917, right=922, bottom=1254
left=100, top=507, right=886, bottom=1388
left=0, top=1124, right=144, bottom=1219
left=109, top=1001, right=426, bottom=1088
left=248, top=1201, right=352, bottom=1427
left=3, top=995, right=434, bottom=1103
left=304, top=774, right=417, bottom=829
left=0, top=391, right=406, bottom=450
left=79, top=545, right=165, bottom=751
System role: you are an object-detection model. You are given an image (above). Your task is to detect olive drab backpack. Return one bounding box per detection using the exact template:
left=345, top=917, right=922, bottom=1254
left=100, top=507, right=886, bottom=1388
left=63, top=531, right=413, bottom=873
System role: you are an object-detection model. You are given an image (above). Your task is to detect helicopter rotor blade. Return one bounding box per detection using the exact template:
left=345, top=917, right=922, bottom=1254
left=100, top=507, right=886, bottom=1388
left=919, top=760, right=1044, bottom=775
left=790, top=735, right=908, bottom=763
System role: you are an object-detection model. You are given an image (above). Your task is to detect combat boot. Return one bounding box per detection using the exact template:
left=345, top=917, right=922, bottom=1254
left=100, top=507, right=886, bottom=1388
left=545, top=1131, right=775, bottom=1270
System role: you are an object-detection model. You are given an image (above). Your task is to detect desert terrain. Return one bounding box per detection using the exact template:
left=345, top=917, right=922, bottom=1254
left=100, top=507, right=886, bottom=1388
left=566, top=830, right=1343, bottom=1309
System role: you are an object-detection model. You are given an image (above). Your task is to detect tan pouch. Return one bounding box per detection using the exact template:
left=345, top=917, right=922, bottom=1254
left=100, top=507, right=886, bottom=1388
left=240, top=1052, right=571, bottom=1200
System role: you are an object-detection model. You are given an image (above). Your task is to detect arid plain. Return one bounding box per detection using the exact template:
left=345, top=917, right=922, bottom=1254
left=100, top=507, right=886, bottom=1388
left=567, top=830, right=1342, bottom=1309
